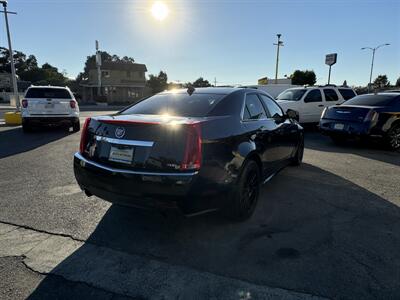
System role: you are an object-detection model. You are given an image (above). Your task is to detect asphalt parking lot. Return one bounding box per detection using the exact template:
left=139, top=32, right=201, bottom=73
left=0, top=111, right=399, bottom=300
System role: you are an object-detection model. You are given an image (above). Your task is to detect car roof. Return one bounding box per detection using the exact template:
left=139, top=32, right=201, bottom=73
left=161, top=87, right=255, bottom=95
left=285, top=86, right=353, bottom=90
left=28, top=85, right=70, bottom=89
left=376, top=92, right=400, bottom=97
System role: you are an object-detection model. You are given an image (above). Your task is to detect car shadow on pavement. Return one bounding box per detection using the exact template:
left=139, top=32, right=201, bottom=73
left=0, top=127, right=72, bottom=159
left=305, top=131, right=400, bottom=167
left=27, top=163, right=400, bottom=300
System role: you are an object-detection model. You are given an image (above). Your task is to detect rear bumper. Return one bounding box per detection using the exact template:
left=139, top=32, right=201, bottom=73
left=319, top=119, right=371, bottom=136
left=23, top=116, right=79, bottom=125
left=73, top=152, right=225, bottom=214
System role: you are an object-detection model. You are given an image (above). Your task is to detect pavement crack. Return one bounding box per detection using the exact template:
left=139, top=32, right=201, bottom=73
left=0, top=219, right=85, bottom=243
left=19, top=256, right=141, bottom=300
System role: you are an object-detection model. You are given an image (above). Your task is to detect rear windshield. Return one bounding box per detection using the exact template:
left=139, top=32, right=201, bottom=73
left=26, top=88, right=72, bottom=99
left=338, top=89, right=356, bottom=100
left=277, top=89, right=307, bottom=101
left=344, top=94, right=396, bottom=106
left=121, top=93, right=225, bottom=117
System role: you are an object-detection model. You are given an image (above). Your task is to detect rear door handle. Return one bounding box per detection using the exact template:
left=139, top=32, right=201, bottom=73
left=318, top=105, right=324, bottom=107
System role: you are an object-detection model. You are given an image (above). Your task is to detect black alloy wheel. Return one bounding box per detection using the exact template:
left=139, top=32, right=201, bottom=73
left=224, top=160, right=260, bottom=221
left=388, top=124, right=400, bottom=152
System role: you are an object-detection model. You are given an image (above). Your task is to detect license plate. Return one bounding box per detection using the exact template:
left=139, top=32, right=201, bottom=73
left=45, top=103, right=54, bottom=109
left=109, top=146, right=134, bottom=164
left=333, top=123, right=344, bottom=130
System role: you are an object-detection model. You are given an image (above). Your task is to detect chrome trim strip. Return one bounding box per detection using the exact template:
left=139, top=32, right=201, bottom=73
left=263, top=172, right=276, bottom=184
left=184, top=208, right=219, bottom=217
left=74, top=152, right=197, bottom=177
left=95, top=136, right=154, bottom=147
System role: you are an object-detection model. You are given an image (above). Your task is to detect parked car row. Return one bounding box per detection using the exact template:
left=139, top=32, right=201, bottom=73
left=18, top=85, right=399, bottom=221
left=319, top=93, right=400, bottom=150
left=275, top=86, right=400, bottom=151
left=275, top=85, right=356, bottom=123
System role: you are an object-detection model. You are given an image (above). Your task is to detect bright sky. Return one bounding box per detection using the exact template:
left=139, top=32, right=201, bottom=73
left=5, top=0, right=400, bottom=86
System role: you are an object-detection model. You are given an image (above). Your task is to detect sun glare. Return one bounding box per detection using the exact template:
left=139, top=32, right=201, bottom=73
left=151, top=1, right=169, bottom=21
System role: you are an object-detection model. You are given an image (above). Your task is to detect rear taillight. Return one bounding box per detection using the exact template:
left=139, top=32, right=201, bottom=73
left=70, top=100, right=77, bottom=109
left=79, top=118, right=91, bottom=154
left=22, top=99, right=28, bottom=108
left=181, top=123, right=202, bottom=170
left=364, top=110, right=378, bottom=123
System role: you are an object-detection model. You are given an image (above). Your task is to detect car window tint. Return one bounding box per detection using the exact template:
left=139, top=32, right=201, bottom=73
left=276, top=89, right=307, bottom=101
left=258, top=94, right=283, bottom=118
left=243, top=94, right=267, bottom=120
left=25, top=88, right=72, bottom=99
left=121, top=93, right=224, bottom=117
left=304, top=89, right=322, bottom=103
left=338, top=89, right=356, bottom=100
left=344, top=94, right=397, bottom=106
left=323, top=89, right=339, bottom=101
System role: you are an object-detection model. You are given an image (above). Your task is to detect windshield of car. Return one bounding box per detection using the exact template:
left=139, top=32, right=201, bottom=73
left=25, top=88, right=72, bottom=99
left=121, top=93, right=225, bottom=117
left=276, top=89, right=307, bottom=101
left=344, top=94, right=396, bottom=106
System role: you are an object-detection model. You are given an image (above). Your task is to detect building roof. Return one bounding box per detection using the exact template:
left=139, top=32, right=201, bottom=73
left=89, top=61, right=147, bottom=72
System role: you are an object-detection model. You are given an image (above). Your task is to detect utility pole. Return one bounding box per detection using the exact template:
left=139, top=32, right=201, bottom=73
left=214, top=77, right=217, bottom=87
left=0, top=1, right=19, bottom=109
left=361, top=43, right=390, bottom=93
left=274, top=34, right=284, bottom=84
left=95, top=40, right=102, bottom=96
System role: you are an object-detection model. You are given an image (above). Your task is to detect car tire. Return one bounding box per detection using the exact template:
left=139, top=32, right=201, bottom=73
left=387, top=124, right=400, bottom=152
left=223, top=160, right=260, bottom=222
left=291, top=135, right=304, bottom=166
left=72, top=121, right=80, bottom=132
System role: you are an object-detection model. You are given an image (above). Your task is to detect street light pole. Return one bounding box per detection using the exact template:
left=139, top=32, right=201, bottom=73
left=274, top=34, right=284, bottom=84
left=361, top=43, right=390, bottom=93
left=0, top=0, right=19, bottom=109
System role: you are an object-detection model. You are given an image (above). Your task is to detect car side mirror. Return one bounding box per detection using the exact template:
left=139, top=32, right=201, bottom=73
left=286, top=109, right=299, bottom=121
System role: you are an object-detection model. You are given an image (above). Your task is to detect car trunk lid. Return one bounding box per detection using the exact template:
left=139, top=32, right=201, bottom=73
left=26, top=98, right=71, bottom=115
left=81, top=114, right=204, bottom=172
left=324, top=105, right=375, bottom=122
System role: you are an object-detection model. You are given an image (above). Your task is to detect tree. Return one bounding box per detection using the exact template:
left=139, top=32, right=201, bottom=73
left=395, top=76, right=400, bottom=87
left=290, top=70, right=317, bottom=86
left=0, top=47, right=69, bottom=86
left=20, top=62, right=68, bottom=86
left=191, top=77, right=211, bottom=87
left=146, top=71, right=168, bottom=94
left=0, top=47, right=38, bottom=76
left=373, top=75, right=389, bottom=88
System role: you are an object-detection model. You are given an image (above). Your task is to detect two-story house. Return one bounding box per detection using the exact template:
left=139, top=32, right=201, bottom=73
left=80, top=61, right=148, bottom=104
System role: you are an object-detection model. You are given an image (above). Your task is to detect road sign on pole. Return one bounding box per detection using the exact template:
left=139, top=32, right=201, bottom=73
left=325, top=53, right=337, bottom=66
left=325, top=53, right=337, bottom=84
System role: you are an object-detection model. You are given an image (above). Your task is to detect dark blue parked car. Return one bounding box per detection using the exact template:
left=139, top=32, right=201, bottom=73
left=319, top=93, right=400, bottom=151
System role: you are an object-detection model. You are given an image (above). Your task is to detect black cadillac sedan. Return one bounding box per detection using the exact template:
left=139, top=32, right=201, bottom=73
left=74, top=87, right=304, bottom=221
left=320, top=93, right=400, bottom=151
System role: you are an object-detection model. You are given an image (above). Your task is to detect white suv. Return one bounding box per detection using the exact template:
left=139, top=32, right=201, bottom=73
left=276, top=86, right=356, bottom=123
left=21, top=86, right=80, bottom=132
